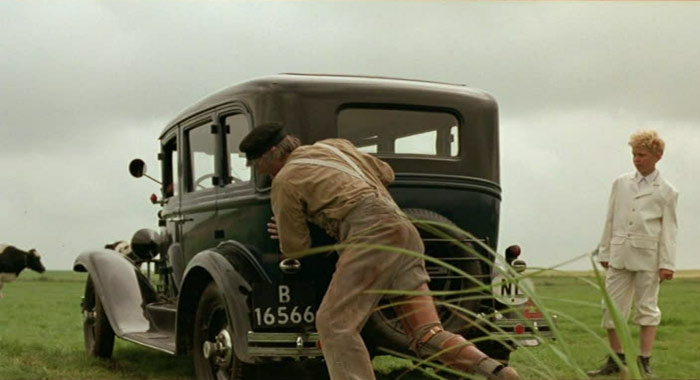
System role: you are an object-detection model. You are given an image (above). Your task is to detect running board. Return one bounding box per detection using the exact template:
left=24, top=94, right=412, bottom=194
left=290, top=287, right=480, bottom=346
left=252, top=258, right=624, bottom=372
left=122, top=331, right=176, bottom=354
left=247, top=331, right=322, bottom=357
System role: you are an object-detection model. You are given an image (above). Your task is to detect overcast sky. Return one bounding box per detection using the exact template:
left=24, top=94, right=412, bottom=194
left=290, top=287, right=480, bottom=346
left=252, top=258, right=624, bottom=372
left=2, top=0, right=698, bottom=271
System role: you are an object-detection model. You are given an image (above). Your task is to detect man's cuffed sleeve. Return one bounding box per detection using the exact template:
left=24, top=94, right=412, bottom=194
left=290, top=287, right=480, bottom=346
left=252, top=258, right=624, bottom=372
left=271, top=180, right=312, bottom=256
left=658, top=190, right=678, bottom=271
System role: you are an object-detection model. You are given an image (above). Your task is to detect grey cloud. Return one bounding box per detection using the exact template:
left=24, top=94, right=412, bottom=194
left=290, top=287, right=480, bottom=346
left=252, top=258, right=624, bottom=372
left=1, top=0, right=698, bottom=270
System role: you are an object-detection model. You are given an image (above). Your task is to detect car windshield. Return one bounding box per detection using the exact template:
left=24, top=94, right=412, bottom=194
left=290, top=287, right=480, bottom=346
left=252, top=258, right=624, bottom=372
left=337, top=107, right=459, bottom=157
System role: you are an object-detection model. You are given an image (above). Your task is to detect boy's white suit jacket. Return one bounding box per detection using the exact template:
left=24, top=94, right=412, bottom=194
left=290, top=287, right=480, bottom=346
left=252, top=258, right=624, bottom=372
left=598, top=172, right=678, bottom=272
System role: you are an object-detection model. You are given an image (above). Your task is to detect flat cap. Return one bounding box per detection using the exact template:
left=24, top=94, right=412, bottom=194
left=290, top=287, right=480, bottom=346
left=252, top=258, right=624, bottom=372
left=239, top=123, right=287, bottom=160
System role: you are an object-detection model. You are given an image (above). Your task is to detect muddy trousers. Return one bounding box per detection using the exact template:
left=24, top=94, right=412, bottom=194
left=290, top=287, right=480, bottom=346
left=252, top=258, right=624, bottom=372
left=319, top=282, right=504, bottom=380
left=315, top=198, right=507, bottom=380
left=316, top=197, right=428, bottom=380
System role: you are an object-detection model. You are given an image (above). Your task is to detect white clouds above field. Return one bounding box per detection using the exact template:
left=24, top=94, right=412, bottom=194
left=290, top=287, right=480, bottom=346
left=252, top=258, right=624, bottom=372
left=1, top=0, right=699, bottom=270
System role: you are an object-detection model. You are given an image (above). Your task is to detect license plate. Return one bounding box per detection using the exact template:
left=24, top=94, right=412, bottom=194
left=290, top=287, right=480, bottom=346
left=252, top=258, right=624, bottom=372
left=492, top=274, right=534, bottom=306
left=252, top=283, right=317, bottom=328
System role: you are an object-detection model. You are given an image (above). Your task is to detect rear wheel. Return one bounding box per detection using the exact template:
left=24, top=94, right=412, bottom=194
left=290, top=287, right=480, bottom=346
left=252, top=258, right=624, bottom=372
left=82, top=275, right=115, bottom=358
left=478, top=340, right=512, bottom=363
left=193, top=282, right=249, bottom=380
left=364, top=208, right=484, bottom=354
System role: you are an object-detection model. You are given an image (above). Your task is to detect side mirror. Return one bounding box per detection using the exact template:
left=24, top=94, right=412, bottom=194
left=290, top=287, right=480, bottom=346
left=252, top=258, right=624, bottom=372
left=129, top=159, right=147, bottom=178
left=129, top=158, right=162, bottom=185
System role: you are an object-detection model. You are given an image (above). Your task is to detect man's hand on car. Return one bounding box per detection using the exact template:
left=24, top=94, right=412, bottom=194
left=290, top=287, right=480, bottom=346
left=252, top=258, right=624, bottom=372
left=267, top=216, right=279, bottom=240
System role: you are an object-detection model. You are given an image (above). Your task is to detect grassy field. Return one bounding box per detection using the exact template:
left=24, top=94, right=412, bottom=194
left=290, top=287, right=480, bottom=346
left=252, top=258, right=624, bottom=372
left=508, top=273, right=700, bottom=379
left=1, top=270, right=699, bottom=379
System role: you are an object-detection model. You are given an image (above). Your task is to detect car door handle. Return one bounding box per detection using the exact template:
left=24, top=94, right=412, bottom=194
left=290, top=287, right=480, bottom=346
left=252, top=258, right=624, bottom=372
left=167, top=217, right=193, bottom=224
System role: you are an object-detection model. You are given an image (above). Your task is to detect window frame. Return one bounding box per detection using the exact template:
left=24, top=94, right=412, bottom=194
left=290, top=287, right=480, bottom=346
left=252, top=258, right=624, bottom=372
left=160, top=129, right=179, bottom=199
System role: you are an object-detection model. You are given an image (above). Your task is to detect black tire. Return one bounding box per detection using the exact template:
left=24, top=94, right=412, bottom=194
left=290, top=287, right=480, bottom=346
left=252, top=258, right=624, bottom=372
left=82, top=275, right=115, bottom=358
left=482, top=341, right=512, bottom=364
left=193, top=282, right=249, bottom=380
left=364, top=208, right=483, bottom=355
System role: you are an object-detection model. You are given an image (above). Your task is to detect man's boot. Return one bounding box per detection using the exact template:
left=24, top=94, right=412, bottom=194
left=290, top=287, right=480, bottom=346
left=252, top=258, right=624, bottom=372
left=638, top=356, right=653, bottom=378
left=471, top=356, right=520, bottom=380
left=395, top=291, right=520, bottom=379
left=587, top=352, right=626, bottom=377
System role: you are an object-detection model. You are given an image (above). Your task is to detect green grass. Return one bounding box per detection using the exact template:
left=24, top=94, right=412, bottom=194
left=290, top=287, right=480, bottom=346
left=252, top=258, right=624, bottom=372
left=508, top=274, right=700, bottom=380
left=0, top=271, right=193, bottom=380
left=2, top=271, right=699, bottom=379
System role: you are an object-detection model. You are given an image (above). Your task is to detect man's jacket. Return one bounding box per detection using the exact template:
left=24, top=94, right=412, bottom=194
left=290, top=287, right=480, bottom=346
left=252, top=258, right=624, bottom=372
left=598, top=171, right=678, bottom=271
left=271, top=138, right=394, bottom=256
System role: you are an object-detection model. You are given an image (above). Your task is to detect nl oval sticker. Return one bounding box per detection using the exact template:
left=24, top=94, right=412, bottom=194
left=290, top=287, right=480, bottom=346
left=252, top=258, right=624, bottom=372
left=492, top=274, right=533, bottom=306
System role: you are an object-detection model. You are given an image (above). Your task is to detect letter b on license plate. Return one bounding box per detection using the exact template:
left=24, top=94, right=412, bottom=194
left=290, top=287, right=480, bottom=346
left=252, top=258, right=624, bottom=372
left=252, top=283, right=317, bottom=328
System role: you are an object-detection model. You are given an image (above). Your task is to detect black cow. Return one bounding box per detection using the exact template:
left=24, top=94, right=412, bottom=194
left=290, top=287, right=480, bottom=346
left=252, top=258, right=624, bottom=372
left=0, top=244, right=46, bottom=299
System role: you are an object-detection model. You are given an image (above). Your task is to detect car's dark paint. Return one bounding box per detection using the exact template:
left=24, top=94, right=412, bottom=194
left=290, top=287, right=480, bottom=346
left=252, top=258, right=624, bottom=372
left=160, top=74, right=499, bottom=183
left=75, top=74, right=538, bottom=369
left=163, top=74, right=501, bottom=281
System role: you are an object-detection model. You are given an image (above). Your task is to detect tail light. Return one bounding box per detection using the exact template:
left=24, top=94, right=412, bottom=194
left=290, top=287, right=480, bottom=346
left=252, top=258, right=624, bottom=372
left=505, top=245, right=521, bottom=264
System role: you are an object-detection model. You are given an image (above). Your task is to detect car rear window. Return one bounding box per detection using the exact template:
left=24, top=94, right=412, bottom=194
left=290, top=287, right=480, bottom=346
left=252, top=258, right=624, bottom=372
left=337, top=107, right=459, bottom=157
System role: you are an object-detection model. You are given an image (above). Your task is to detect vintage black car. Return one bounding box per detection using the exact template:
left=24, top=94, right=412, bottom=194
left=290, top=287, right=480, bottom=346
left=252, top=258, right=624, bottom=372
left=74, top=74, right=551, bottom=379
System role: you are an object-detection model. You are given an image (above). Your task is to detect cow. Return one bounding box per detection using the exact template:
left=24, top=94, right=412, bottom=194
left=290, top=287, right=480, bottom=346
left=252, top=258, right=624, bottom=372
left=104, top=240, right=138, bottom=262
left=104, top=240, right=132, bottom=255
left=0, top=244, right=46, bottom=299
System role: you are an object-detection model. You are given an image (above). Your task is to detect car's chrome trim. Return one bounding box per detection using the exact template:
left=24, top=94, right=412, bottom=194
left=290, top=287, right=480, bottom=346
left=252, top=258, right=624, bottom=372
left=247, top=331, right=322, bottom=357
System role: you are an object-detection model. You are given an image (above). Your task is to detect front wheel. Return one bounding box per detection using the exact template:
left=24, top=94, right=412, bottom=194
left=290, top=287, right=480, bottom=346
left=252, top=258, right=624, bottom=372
left=193, top=282, right=249, bottom=380
left=82, top=275, right=115, bottom=358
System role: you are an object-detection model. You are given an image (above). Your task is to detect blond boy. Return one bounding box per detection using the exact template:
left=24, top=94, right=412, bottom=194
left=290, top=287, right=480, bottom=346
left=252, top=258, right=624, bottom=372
left=589, top=130, right=678, bottom=377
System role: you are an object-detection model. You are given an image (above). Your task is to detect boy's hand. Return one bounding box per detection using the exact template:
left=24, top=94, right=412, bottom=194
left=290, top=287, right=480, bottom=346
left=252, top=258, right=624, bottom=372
left=659, top=268, right=674, bottom=282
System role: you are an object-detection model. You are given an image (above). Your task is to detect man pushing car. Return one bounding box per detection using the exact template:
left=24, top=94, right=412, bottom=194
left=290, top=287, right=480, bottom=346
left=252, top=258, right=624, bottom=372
left=240, top=123, right=520, bottom=380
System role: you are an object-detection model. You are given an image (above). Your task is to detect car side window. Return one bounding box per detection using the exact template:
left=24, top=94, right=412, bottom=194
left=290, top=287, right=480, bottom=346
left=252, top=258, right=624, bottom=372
left=186, top=122, right=216, bottom=192
left=224, top=114, right=251, bottom=185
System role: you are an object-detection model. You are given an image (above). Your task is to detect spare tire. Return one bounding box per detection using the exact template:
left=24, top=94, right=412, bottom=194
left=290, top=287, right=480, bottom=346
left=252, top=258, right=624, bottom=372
left=363, top=208, right=484, bottom=355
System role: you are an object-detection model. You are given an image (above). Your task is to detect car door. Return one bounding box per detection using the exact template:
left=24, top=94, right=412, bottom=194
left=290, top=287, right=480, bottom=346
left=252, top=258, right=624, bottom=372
left=216, top=109, right=264, bottom=249
left=179, top=114, right=223, bottom=263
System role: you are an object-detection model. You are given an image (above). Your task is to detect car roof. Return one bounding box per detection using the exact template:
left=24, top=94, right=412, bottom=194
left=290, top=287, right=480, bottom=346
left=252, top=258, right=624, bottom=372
left=160, top=73, right=495, bottom=137
left=159, top=73, right=499, bottom=183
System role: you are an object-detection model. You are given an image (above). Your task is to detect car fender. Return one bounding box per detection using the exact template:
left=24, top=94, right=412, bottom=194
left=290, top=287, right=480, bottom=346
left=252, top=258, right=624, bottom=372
left=73, top=249, right=158, bottom=337
left=176, top=240, right=270, bottom=363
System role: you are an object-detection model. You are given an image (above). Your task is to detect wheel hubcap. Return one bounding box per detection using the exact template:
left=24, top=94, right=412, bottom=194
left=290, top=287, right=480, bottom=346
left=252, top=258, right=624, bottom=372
left=83, top=310, right=96, bottom=324
left=202, top=328, right=233, bottom=367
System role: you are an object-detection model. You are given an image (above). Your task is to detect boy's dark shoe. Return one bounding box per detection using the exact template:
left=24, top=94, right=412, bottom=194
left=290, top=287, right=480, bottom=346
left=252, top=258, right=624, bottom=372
left=587, top=353, right=626, bottom=377
left=638, top=356, right=653, bottom=378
